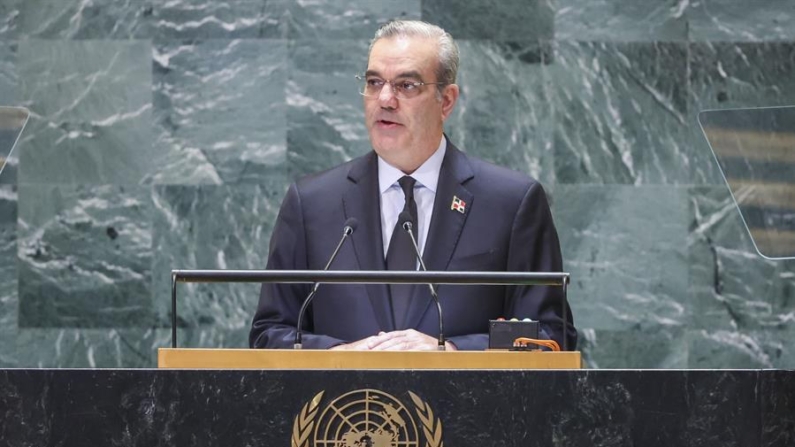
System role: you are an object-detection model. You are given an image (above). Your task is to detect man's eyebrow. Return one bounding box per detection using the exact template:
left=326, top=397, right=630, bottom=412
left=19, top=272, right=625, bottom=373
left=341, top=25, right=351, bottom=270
left=364, top=69, right=424, bottom=80
left=394, top=70, right=423, bottom=80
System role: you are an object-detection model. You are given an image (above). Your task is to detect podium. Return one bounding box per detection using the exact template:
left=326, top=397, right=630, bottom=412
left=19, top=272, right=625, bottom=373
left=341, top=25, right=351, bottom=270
left=157, top=348, right=583, bottom=369
left=153, top=348, right=587, bottom=445
left=3, top=365, right=791, bottom=446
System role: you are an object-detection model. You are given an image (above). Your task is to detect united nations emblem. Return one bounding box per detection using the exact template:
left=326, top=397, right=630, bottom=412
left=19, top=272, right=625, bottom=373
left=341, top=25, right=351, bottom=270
left=291, top=389, right=443, bottom=447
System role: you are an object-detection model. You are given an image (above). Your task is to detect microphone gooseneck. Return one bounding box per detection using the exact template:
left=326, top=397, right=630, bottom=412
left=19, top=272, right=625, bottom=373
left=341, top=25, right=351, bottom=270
left=399, top=211, right=445, bottom=351
left=294, top=217, right=358, bottom=349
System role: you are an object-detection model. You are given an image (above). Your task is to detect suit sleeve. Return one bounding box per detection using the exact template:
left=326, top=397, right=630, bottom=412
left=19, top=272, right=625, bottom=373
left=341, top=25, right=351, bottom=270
left=445, top=334, right=488, bottom=351
left=505, top=181, right=577, bottom=350
left=248, top=183, right=346, bottom=349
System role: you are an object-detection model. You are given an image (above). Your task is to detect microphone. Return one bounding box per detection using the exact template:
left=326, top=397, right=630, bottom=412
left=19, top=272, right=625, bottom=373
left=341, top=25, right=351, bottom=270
left=294, top=217, right=358, bottom=349
left=399, top=211, right=445, bottom=351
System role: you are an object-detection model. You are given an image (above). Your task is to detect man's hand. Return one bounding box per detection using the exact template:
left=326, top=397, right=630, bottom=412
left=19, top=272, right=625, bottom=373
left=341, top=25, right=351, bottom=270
left=330, top=330, right=458, bottom=351
left=329, top=336, right=379, bottom=351
left=368, top=329, right=457, bottom=351
left=328, top=332, right=429, bottom=351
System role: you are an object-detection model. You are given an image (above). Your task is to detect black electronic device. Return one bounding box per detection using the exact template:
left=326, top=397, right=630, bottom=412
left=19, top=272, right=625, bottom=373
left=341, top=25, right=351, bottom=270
left=488, top=319, right=540, bottom=349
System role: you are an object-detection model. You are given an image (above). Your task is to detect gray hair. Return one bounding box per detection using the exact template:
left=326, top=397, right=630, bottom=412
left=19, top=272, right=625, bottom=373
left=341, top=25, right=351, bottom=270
left=369, top=20, right=459, bottom=86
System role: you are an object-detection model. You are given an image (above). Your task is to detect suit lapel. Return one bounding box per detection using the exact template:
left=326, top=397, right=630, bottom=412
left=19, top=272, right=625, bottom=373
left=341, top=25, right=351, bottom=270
left=404, top=143, right=475, bottom=330
left=342, top=152, right=395, bottom=331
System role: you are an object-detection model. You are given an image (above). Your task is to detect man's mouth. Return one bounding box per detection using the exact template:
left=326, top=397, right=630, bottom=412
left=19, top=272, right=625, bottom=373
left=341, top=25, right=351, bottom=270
left=376, top=119, right=402, bottom=128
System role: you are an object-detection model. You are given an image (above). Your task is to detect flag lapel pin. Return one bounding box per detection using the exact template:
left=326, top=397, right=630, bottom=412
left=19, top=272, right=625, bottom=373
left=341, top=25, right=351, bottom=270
left=451, top=196, right=466, bottom=214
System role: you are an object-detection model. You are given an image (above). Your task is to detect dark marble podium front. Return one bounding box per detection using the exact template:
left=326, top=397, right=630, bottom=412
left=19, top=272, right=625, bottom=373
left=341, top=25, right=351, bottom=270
left=1, top=369, right=793, bottom=446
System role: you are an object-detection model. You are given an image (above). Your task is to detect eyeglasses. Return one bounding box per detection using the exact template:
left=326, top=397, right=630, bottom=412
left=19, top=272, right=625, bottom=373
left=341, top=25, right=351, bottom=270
left=355, top=75, right=446, bottom=99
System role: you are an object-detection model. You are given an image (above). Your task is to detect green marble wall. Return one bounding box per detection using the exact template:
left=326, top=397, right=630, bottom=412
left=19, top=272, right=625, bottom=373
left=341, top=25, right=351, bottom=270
left=1, top=0, right=793, bottom=368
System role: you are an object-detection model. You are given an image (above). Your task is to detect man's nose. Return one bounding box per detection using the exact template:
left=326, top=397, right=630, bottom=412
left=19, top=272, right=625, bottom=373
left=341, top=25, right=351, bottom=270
left=378, top=82, right=399, bottom=106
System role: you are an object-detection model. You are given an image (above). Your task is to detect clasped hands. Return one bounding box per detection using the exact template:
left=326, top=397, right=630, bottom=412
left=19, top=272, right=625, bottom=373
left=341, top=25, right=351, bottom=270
left=330, top=329, right=457, bottom=351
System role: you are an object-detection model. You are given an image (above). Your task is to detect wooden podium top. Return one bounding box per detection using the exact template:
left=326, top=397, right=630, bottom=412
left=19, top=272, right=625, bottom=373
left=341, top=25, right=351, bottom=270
left=157, top=348, right=582, bottom=370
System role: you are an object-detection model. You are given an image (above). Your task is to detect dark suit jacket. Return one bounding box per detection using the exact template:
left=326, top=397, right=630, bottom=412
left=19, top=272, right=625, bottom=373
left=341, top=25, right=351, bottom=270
left=249, top=142, right=577, bottom=350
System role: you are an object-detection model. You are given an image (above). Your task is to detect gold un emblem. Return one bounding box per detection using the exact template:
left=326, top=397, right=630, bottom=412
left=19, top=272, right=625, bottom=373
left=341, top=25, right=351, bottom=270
left=292, top=388, right=443, bottom=447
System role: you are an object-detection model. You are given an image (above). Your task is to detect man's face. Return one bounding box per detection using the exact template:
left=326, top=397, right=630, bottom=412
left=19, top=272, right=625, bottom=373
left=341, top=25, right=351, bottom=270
left=364, top=36, right=459, bottom=173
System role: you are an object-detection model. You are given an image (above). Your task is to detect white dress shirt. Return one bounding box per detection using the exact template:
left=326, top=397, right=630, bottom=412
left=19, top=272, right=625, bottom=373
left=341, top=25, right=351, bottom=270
left=378, top=136, right=447, bottom=260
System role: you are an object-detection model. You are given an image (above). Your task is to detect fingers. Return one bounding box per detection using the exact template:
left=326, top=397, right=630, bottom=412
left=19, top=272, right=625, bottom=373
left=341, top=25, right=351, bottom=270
left=330, top=334, right=381, bottom=351
left=368, top=332, right=407, bottom=351
left=368, top=329, right=438, bottom=351
left=332, top=330, right=440, bottom=351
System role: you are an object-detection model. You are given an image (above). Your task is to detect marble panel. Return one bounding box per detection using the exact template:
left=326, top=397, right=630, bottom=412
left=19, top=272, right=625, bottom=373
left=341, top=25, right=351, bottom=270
left=761, top=370, right=795, bottom=447
left=151, top=39, right=287, bottom=185
left=0, top=187, right=17, bottom=343
left=17, top=184, right=153, bottom=328
left=17, top=40, right=153, bottom=185
left=0, top=42, right=18, bottom=106
left=147, top=0, right=289, bottom=39
left=150, top=184, right=283, bottom=333
left=688, top=186, right=795, bottom=331
left=549, top=370, right=760, bottom=446
left=689, top=42, right=795, bottom=185
left=0, top=327, right=252, bottom=368
left=688, top=0, right=795, bottom=42
left=687, top=327, right=795, bottom=369
left=171, top=326, right=252, bottom=350
left=0, top=1, right=19, bottom=38
left=286, top=39, right=370, bottom=178
left=0, top=153, right=19, bottom=187
left=422, top=0, right=553, bottom=40
left=445, top=41, right=553, bottom=184
left=548, top=41, right=691, bottom=184
left=578, top=327, right=688, bottom=369
left=0, top=328, right=165, bottom=368
left=1, top=0, right=294, bottom=40
left=684, top=370, right=760, bottom=447
left=550, top=185, right=689, bottom=331
left=286, top=0, right=420, bottom=39
left=0, top=42, right=20, bottom=185
left=555, top=0, right=688, bottom=42
left=0, top=154, right=18, bottom=187
left=0, top=185, right=16, bottom=226
left=0, top=0, right=148, bottom=39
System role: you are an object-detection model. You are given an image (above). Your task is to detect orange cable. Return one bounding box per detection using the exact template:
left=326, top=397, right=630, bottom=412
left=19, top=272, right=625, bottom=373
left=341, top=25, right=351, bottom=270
left=512, top=337, right=561, bottom=352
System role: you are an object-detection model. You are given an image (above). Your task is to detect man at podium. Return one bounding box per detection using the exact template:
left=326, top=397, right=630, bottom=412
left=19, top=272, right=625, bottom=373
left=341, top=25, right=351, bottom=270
left=249, top=20, right=576, bottom=351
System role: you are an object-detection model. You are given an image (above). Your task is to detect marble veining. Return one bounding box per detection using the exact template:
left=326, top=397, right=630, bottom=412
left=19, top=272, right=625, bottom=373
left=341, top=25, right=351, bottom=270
left=18, top=40, right=153, bottom=185
left=0, top=187, right=17, bottom=347
left=151, top=39, right=287, bottom=185
left=689, top=187, right=795, bottom=332
left=549, top=41, right=692, bottom=184
left=149, top=0, right=288, bottom=39
left=552, top=185, right=689, bottom=331
left=0, top=0, right=147, bottom=39
left=286, top=0, right=421, bottom=39
left=423, top=0, right=554, bottom=40
left=555, top=0, right=689, bottom=42
left=286, top=39, right=371, bottom=178
left=447, top=41, right=553, bottom=184
left=579, top=327, right=689, bottom=368
left=688, top=0, right=795, bottom=42
left=17, top=185, right=153, bottom=328
left=150, top=184, right=282, bottom=335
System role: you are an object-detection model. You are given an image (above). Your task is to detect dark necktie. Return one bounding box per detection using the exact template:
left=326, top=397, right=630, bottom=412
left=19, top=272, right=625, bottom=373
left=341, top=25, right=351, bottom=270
left=386, top=175, right=418, bottom=329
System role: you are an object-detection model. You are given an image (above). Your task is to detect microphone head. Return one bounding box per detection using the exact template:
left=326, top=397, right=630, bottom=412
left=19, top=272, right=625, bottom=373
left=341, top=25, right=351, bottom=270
left=398, top=211, right=413, bottom=232
left=343, top=217, right=359, bottom=235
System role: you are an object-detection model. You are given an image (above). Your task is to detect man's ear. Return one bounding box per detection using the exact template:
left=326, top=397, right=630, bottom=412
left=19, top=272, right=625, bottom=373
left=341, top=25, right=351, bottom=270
left=440, top=84, right=459, bottom=122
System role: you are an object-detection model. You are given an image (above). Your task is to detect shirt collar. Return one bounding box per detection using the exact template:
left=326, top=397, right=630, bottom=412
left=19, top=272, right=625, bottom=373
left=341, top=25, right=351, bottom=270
left=378, top=136, right=447, bottom=193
